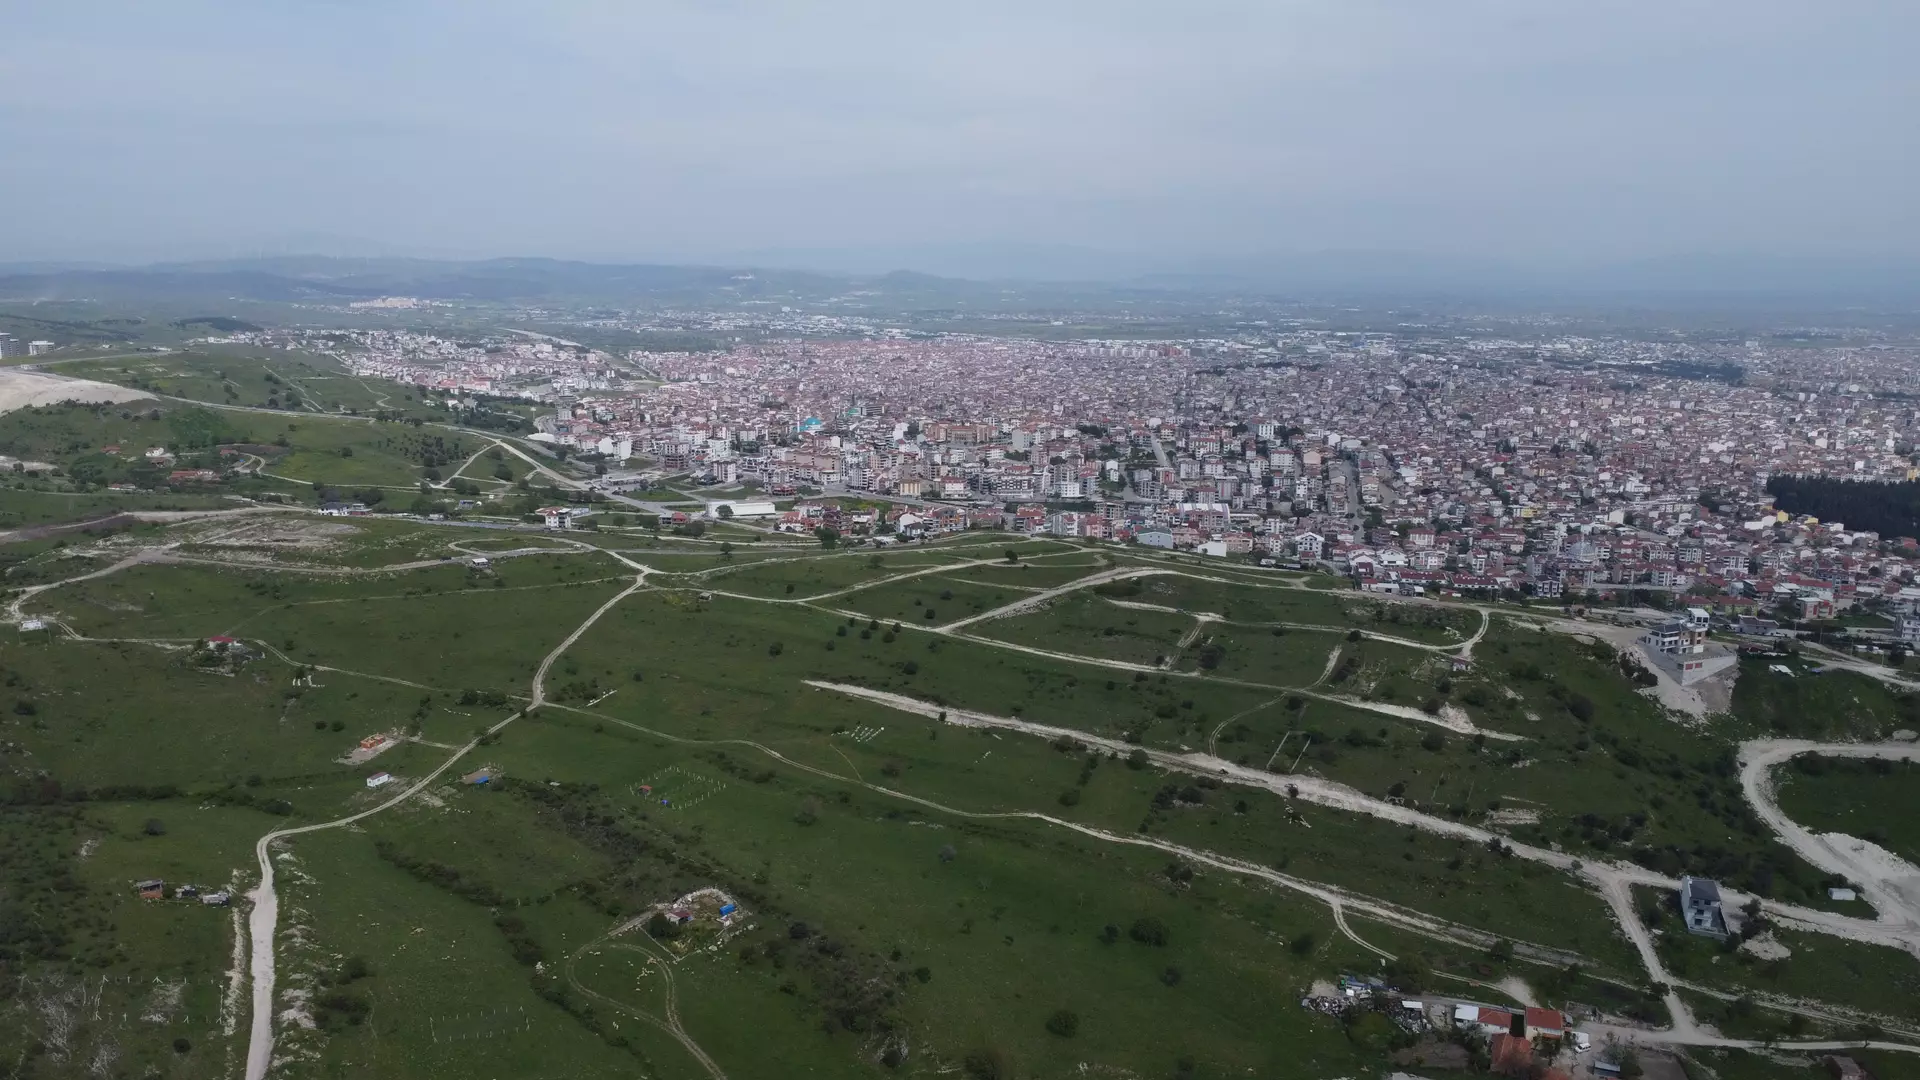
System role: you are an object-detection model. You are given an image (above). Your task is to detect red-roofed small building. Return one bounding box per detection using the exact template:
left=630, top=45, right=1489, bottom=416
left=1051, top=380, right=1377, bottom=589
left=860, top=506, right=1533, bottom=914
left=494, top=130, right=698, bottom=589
left=1524, top=1006, right=1567, bottom=1039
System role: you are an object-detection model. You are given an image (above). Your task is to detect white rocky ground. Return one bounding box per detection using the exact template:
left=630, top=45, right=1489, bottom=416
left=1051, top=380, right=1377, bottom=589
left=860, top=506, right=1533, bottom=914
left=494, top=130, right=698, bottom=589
left=0, top=369, right=152, bottom=412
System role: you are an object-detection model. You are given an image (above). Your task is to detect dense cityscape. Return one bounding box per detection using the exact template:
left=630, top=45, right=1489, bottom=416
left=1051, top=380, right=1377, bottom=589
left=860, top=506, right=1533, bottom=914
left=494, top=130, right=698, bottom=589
left=187, top=321, right=1920, bottom=651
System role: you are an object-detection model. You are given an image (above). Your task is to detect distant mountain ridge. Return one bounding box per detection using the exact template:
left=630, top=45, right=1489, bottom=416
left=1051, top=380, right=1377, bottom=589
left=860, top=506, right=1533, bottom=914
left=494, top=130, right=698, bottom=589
left=1, top=252, right=1915, bottom=308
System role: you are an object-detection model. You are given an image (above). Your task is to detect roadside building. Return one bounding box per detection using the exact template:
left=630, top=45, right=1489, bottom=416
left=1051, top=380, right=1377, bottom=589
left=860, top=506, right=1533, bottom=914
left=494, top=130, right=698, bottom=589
left=1680, top=875, right=1729, bottom=939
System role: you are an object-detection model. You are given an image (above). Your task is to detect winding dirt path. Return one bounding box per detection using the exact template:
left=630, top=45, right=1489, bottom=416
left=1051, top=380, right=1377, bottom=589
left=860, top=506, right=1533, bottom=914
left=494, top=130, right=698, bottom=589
left=798, top=681, right=1920, bottom=1037
left=242, top=572, right=649, bottom=1080
left=1740, top=739, right=1920, bottom=952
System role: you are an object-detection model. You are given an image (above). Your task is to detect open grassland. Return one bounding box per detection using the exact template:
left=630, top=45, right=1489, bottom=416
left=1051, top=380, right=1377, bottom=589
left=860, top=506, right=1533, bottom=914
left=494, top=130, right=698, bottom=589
left=33, top=553, right=620, bottom=641
left=261, top=825, right=647, bottom=1080
left=1730, top=657, right=1920, bottom=740
left=1773, top=755, right=1920, bottom=867
left=969, top=591, right=1197, bottom=667
left=12, top=527, right=1920, bottom=1078
left=55, top=347, right=445, bottom=421
left=0, top=488, right=236, bottom=530
left=0, top=800, right=275, bottom=1078
left=1194, top=624, right=1364, bottom=685
left=313, top=714, right=1399, bottom=1079
left=698, top=547, right=978, bottom=599
left=544, top=594, right=1641, bottom=976
left=1122, top=573, right=1478, bottom=644
left=0, top=639, right=446, bottom=794
left=831, top=574, right=1031, bottom=627
left=1640, top=885, right=1920, bottom=1026
left=233, top=569, right=630, bottom=694
left=0, top=399, right=535, bottom=510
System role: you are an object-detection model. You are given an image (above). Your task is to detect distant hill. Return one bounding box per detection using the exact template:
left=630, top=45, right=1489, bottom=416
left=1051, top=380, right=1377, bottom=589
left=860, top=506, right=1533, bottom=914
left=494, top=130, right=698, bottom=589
left=1, top=252, right=1914, bottom=311
left=0, top=257, right=937, bottom=308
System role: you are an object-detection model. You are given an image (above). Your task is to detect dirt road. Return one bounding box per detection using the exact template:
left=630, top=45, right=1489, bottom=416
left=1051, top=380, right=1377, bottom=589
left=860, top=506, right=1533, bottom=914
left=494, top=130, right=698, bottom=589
left=802, top=681, right=1920, bottom=1026
left=242, top=572, right=649, bottom=1080
left=1740, top=739, right=1920, bottom=953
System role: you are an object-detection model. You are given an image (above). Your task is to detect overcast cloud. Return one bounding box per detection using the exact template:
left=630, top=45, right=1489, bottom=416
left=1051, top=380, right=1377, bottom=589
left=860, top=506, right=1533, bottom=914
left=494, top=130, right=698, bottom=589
left=1, top=1, right=1914, bottom=269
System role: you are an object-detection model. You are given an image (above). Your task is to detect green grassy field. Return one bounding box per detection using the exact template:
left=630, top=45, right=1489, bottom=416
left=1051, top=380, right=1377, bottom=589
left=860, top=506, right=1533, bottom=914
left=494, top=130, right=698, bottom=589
left=1124, top=573, right=1477, bottom=644
left=54, top=347, right=447, bottom=421
left=969, top=591, right=1197, bottom=667
left=1640, top=885, right=1920, bottom=1026
left=700, top=548, right=976, bottom=599
left=1729, top=657, right=1920, bottom=740
left=1773, top=755, right=1920, bottom=866
left=9, top=519, right=1920, bottom=1077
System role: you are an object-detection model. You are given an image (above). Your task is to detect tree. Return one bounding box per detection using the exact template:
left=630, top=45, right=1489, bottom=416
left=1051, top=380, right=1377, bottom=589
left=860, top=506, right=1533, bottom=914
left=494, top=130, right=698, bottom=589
left=1044, top=1009, right=1080, bottom=1037
left=143, top=818, right=167, bottom=836
left=1129, top=917, right=1169, bottom=946
left=814, top=525, right=840, bottom=549
left=717, top=503, right=734, bottom=519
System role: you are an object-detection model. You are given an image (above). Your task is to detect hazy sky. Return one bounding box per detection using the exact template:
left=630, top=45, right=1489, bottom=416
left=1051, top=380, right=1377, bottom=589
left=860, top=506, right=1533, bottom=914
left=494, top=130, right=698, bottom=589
left=3, top=1, right=1914, bottom=268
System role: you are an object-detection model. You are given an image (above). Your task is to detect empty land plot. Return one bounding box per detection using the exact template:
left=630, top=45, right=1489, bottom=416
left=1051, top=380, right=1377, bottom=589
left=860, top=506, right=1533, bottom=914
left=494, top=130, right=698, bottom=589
left=454, top=445, right=532, bottom=485
left=1137, top=576, right=1475, bottom=643
left=0, top=489, right=233, bottom=529
left=1773, top=755, right=1920, bottom=867
left=1644, top=887, right=1920, bottom=1023
left=265, top=824, right=646, bottom=1080
left=831, top=573, right=1024, bottom=626
left=556, top=592, right=1274, bottom=750
left=968, top=592, right=1196, bottom=667
left=1333, top=640, right=1457, bottom=699
left=1730, top=657, right=1920, bottom=741
left=270, top=426, right=484, bottom=489
left=37, top=553, right=617, bottom=640
left=696, top=550, right=966, bottom=598
left=177, top=514, right=467, bottom=569
left=1179, top=625, right=1349, bottom=685
left=240, top=577, right=629, bottom=692
left=0, top=800, right=285, bottom=1072
left=0, top=640, right=438, bottom=791
left=948, top=558, right=1113, bottom=589
left=457, top=719, right=1388, bottom=1080
left=35, top=561, right=480, bottom=639
left=55, top=348, right=433, bottom=419
left=450, top=533, right=580, bottom=555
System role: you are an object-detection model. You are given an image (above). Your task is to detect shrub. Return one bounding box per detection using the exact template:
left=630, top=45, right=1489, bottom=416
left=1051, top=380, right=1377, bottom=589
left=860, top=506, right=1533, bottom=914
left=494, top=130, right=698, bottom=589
left=1045, top=1009, right=1080, bottom=1037
left=1129, top=917, right=1169, bottom=946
